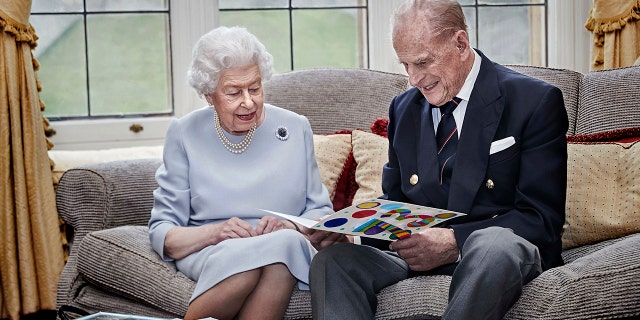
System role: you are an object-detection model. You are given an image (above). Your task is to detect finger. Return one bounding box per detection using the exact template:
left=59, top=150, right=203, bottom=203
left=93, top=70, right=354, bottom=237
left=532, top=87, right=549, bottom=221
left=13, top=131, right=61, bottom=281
left=390, top=236, right=415, bottom=251
left=307, top=230, right=330, bottom=243
left=255, top=219, right=267, bottom=235
left=323, top=231, right=344, bottom=243
left=233, top=222, right=257, bottom=238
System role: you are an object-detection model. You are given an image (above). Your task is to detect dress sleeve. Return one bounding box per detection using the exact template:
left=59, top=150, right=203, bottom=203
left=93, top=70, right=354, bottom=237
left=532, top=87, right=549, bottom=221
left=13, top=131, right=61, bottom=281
left=148, top=118, right=192, bottom=261
left=299, top=116, right=335, bottom=220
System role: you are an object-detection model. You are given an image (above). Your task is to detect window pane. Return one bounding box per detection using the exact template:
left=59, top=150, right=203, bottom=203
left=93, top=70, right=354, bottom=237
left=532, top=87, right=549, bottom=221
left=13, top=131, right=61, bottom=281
left=219, top=0, right=288, bottom=10
left=219, top=11, right=292, bottom=73
left=292, top=8, right=366, bottom=69
left=86, top=0, right=168, bottom=12
left=32, top=15, right=88, bottom=118
left=86, top=13, right=171, bottom=116
left=31, top=0, right=83, bottom=13
left=462, top=7, right=477, bottom=48
left=477, top=6, right=545, bottom=65
left=292, top=0, right=366, bottom=8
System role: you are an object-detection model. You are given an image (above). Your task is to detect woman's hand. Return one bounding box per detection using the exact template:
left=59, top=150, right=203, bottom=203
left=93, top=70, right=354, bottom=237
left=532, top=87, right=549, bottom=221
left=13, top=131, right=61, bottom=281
left=164, top=218, right=256, bottom=260
left=255, top=216, right=286, bottom=235
left=214, top=217, right=258, bottom=242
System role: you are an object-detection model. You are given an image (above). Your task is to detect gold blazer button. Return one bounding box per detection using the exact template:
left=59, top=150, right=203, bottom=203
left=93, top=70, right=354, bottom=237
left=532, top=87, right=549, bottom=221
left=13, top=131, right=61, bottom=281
left=486, top=179, right=495, bottom=189
left=410, top=174, right=419, bottom=185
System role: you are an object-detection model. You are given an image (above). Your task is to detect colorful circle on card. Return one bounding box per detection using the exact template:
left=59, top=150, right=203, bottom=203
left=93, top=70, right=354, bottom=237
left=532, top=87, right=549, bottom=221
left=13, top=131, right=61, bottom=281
left=363, top=226, right=385, bottom=235
left=385, top=208, right=411, bottom=214
left=407, top=219, right=432, bottom=227
left=352, top=210, right=377, bottom=219
left=356, top=201, right=380, bottom=209
left=379, top=203, right=403, bottom=210
left=323, top=218, right=348, bottom=228
left=435, top=213, right=456, bottom=219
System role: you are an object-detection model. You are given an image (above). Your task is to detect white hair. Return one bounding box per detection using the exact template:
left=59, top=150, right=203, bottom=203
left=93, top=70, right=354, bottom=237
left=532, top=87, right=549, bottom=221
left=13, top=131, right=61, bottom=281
left=187, top=26, right=274, bottom=97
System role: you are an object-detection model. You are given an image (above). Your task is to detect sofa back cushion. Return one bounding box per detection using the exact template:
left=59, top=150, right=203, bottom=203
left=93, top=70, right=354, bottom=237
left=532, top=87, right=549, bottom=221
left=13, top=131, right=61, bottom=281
left=575, top=66, right=640, bottom=135
left=264, top=68, right=409, bottom=134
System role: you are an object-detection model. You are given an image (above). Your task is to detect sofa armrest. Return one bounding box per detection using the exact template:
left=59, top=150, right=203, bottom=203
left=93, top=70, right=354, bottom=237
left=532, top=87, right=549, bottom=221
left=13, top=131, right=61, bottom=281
left=56, top=158, right=162, bottom=240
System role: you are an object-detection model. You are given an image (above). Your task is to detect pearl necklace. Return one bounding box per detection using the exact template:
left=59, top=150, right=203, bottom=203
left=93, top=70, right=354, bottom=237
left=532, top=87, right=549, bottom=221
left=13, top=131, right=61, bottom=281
left=213, top=112, right=256, bottom=154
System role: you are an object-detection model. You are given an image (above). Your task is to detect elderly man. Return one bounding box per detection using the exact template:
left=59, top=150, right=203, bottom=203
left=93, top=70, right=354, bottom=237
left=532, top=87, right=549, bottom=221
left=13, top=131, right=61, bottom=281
left=307, top=0, right=568, bottom=319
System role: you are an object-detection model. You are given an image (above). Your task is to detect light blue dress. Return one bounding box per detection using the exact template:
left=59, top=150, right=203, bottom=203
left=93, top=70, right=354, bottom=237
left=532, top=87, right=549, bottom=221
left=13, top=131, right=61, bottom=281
left=148, top=104, right=333, bottom=302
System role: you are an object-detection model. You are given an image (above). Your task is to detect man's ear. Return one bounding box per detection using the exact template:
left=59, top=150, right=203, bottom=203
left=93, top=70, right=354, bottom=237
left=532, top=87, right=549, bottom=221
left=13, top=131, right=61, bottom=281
left=453, top=29, right=469, bottom=52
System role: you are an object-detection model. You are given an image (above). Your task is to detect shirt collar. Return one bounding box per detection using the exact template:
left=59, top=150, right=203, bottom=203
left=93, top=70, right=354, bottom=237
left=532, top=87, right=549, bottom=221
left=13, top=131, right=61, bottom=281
left=455, top=49, right=481, bottom=102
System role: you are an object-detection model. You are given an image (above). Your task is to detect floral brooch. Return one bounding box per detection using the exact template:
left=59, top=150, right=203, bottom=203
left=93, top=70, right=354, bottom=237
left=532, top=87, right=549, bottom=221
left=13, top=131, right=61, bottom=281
left=275, top=125, right=289, bottom=141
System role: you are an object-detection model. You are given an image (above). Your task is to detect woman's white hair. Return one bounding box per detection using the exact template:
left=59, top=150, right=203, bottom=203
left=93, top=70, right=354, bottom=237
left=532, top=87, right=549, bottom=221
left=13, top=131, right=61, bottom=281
left=188, top=26, right=274, bottom=97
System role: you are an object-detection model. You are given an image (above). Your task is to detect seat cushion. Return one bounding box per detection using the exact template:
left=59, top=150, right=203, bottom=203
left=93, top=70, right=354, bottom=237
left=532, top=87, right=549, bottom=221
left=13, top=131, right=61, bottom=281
left=77, top=226, right=193, bottom=316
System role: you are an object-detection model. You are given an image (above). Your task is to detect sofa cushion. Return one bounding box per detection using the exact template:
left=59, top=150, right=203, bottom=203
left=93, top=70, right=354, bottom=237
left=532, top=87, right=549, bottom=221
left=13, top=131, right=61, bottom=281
left=313, top=133, right=352, bottom=202
left=562, top=141, right=640, bottom=249
left=505, top=233, right=640, bottom=320
left=264, top=68, right=408, bottom=135
left=351, top=130, right=388, bottom=204
left=77, top=226, right=193, bottom=316
left=76, top=226, right=319, bottom=319
left=575, top=66, right=640, bottom=135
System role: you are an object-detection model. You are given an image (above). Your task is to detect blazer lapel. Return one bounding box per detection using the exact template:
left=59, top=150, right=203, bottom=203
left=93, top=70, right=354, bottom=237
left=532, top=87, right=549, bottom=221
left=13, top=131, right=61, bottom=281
left=448, top=52, right=504, bottom=213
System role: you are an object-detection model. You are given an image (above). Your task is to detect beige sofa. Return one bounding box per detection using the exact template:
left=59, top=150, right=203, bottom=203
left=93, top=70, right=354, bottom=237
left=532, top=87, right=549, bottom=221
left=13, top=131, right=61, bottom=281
left=55, top=66, right=640, bottom=319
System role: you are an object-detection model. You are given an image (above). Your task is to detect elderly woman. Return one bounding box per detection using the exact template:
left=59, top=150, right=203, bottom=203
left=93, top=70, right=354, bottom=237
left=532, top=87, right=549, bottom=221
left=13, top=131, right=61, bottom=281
left=148, top=26, right=333, bottom=320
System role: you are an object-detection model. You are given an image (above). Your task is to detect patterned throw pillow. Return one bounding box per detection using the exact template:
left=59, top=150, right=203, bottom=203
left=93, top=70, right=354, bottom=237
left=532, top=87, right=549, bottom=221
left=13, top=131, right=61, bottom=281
left=313, top=133, right=352, bottom=203
left=351, top=130, right=389, bottom=204
left=562, top=139, right=640, bottom=249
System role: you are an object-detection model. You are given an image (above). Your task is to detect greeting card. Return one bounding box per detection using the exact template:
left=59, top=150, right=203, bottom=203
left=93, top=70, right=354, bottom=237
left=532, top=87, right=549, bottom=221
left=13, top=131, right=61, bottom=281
left=261, top=199, right=465, bottom=241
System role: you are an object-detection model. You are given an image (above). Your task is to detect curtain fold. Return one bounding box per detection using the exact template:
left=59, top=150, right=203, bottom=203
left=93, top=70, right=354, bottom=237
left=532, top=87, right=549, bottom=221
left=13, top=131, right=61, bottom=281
left=585, top=0, right=640, bottom=70
left=0, top=1, right=64, bottom=319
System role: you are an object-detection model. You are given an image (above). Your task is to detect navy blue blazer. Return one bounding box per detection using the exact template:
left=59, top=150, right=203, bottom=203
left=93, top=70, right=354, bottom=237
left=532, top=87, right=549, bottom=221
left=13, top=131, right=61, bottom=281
left=373, top=51, right=568, bottom=270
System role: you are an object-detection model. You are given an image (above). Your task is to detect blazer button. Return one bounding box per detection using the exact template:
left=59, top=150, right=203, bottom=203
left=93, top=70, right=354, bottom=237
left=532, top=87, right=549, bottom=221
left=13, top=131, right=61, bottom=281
left=410, top=174, right=419, bottom=185
left=486, top=179, right=494, bottom=189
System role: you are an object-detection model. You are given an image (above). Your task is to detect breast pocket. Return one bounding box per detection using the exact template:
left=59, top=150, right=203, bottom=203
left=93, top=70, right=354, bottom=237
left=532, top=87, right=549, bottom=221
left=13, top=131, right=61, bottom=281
left=482, top=142, right=520, bottom=206
left=488, top=142, right=519, bottom=165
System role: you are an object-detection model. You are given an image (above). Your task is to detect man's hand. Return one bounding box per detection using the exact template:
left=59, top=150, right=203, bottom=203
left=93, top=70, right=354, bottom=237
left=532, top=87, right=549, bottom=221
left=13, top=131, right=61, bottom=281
left=305, top=228, right=351, bottom=250
left=389, top=228, right=459, bottom=271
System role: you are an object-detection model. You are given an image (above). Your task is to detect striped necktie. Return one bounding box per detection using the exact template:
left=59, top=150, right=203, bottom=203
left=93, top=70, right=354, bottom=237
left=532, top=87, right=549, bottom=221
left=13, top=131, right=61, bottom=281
left=434, top=97, right=462, bottom=192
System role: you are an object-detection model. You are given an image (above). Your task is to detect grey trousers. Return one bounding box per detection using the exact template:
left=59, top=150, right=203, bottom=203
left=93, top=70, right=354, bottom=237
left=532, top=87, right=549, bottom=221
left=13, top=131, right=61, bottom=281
left=309, top=226, right=542, bottom=320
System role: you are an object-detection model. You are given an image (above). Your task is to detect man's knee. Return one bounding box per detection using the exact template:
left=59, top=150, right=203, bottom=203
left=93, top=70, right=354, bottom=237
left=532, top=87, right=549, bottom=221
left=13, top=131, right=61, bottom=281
left=312, top=243, right=356, bottom=268
left=466, top=227, right=540, bottom=266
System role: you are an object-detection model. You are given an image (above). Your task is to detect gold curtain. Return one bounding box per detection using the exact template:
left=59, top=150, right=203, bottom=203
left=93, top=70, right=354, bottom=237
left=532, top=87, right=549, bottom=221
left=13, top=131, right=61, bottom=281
left=585, top=0, right=640, bottom=70
left=0, top=0, right=64, bottom=319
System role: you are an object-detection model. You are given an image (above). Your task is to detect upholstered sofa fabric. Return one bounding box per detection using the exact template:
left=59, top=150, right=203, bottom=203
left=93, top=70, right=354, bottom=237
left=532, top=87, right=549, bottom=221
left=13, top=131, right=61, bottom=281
left=56, top=66, right=640, bottom=320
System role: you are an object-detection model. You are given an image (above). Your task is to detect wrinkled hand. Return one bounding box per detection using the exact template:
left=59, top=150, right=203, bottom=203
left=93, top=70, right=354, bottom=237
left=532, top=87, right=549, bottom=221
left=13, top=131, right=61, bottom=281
left=215, top=217, right=257, bottom=243
left=256, top=216, right=286, bottom=235
left=389, top=228, right=459, bottom=272
left=305, top=227, right=351, bottom=250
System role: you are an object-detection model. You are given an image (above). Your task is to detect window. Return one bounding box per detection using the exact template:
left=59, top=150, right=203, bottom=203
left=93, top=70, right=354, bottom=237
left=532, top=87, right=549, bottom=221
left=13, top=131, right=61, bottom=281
left=31, top=0, right=172, bottom=120
left=461, top=0, right=547, bottom=66
left=218, top=0, right=369, bottom=73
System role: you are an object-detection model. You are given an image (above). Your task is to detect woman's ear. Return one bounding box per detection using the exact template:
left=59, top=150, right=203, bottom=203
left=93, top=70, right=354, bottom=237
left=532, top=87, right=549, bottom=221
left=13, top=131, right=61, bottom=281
left=204, top=93, right=213, bottom=106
